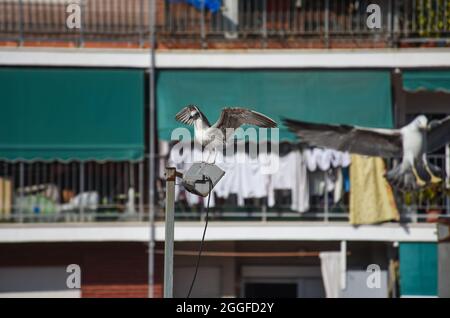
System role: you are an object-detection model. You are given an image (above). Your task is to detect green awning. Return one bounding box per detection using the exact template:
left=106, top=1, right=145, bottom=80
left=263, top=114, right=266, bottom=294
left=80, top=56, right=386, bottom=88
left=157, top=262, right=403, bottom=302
left=157, top=70, right=393, bottom=141
left=399, top=242, right=438, bottom=297
left=0, top=68, right=144, bottom=161
left=403, top=70, right=450, bottom=93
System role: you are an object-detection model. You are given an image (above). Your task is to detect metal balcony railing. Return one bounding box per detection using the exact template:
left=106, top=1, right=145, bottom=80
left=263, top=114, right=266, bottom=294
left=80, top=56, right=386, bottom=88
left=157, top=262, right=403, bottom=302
left=0, top=0, right=150, bottom=46
left=0, top=154, right=448, bottom=223
left=0, top=160, right=146, bottom=222
left=0, top=0, right=448, bottom=48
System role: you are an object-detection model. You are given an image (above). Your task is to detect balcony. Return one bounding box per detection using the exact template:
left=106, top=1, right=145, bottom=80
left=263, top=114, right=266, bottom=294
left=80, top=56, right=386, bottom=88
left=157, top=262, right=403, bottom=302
left=0, top=0, right=449, bottom=49
left=0, top=154, right=448, bottom=224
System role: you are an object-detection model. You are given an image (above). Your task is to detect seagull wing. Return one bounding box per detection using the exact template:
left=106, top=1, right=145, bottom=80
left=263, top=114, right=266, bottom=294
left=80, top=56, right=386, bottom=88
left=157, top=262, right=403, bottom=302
left=283, top=118, right=403, bottom=158
left=175, top=106, right=196, bottom=126
left=212, top=108, right=277, bottom=131
left=175, top=106, right=211, bottom=127
left=427, top=115, right=450, bottom=152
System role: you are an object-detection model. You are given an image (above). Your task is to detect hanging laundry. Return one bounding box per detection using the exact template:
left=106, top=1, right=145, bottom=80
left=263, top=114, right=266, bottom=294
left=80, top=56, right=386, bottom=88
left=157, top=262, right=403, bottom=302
left=333, top=168, right=344, bottom=204
left=210, top=151, right=240, bottom=206
left=0, top=177, right=12, bottom=218
left=167, top=144, right=349, bottom=214
left=170, top=0, right=222, bottom=13
left=308, top=170, right=335, bottom=196
left=267, top=150, right=309, bottom=213
left=349, top=155, right=399, bottom=225
left=236, top=152, right=268, bottom=204
left=304, top=148, right=351, bottom=171
left=319, top=252, right=342, bottom=298
left=213, top=150, right=269, bottom=206
left=342, top=167, right=351, bottom=193
left=168, top=144, right=271, bottom=207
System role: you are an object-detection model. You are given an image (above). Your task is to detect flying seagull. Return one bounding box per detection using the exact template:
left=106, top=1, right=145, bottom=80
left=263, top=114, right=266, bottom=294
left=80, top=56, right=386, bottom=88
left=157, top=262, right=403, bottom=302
left=175, top=105, right=277, bottom=162
left=283, top=115, right=450, bottom=191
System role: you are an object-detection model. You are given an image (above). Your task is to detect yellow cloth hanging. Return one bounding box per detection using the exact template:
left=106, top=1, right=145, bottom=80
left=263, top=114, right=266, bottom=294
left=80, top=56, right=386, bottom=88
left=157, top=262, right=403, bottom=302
left=0, top=177, right=12, bottom=218
left=349, top=155, right=399, bottom=225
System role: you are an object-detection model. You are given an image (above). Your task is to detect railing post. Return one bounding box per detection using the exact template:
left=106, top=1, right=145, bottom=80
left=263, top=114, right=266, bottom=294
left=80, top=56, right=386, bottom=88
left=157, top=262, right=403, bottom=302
left=139, top=0, right=145, bottom=47
left=446, top=144, right=450, bottom=216
left=324, top=0, right=329, bottom=48
left=139, top=160, right=144, bottom=221
left=19, top=162, right=24, bottom=223
left=127, top=161, right=137, bottom=216
left=324, top=171, right=329, bottom=222
left=262, top=202, right=267, bottom=223
left=261, top=0, right=267, bottom=49
left=445, top=0, right=448, bottom=34
left=18, top=0, right=24, bottom=46
left=79, top=0, right=85, bottom=47
left=200, top=0, right=206, bottom=48
left=79, top=162, right=85, bottom=222
left=393, top=0, right=400, bottom=47
left=387, top=0, right=393, bottom=47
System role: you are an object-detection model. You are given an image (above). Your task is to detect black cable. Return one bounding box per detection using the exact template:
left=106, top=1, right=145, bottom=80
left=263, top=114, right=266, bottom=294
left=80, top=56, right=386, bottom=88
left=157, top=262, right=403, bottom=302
left=187, top=177, right=212, bottom=298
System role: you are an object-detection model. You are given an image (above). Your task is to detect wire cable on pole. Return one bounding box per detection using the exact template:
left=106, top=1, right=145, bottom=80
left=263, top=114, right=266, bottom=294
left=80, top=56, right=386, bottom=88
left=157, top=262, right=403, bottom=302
left=187, top=178, right=212, bottom=298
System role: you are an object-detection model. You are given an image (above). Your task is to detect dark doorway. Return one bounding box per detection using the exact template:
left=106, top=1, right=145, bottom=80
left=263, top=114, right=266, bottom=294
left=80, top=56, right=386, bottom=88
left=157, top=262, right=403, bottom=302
left=244, top=282, right=298, bottom=298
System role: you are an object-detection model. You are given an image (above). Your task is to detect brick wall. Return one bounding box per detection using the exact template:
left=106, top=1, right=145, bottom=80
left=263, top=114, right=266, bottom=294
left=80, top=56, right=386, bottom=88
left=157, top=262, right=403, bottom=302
left=0, top=242, right=164, bottom=298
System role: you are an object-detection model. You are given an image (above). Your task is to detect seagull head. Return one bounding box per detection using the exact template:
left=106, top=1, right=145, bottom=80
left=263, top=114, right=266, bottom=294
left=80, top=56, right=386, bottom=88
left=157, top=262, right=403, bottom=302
left=186, top=105, right=201, bottom=120
left=414, top=115, right=428, bottom=131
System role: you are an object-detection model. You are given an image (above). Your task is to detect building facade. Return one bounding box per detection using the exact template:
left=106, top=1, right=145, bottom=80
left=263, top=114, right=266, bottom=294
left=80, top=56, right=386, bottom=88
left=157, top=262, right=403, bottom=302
left=0, top=0, right=449, bottom=298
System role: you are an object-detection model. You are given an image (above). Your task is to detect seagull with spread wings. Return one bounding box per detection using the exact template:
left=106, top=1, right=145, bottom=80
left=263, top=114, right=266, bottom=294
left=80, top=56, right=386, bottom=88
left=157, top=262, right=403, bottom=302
left=283, top=115, right=450, bottom=191
left=175, top=105, right=277, bottom=163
